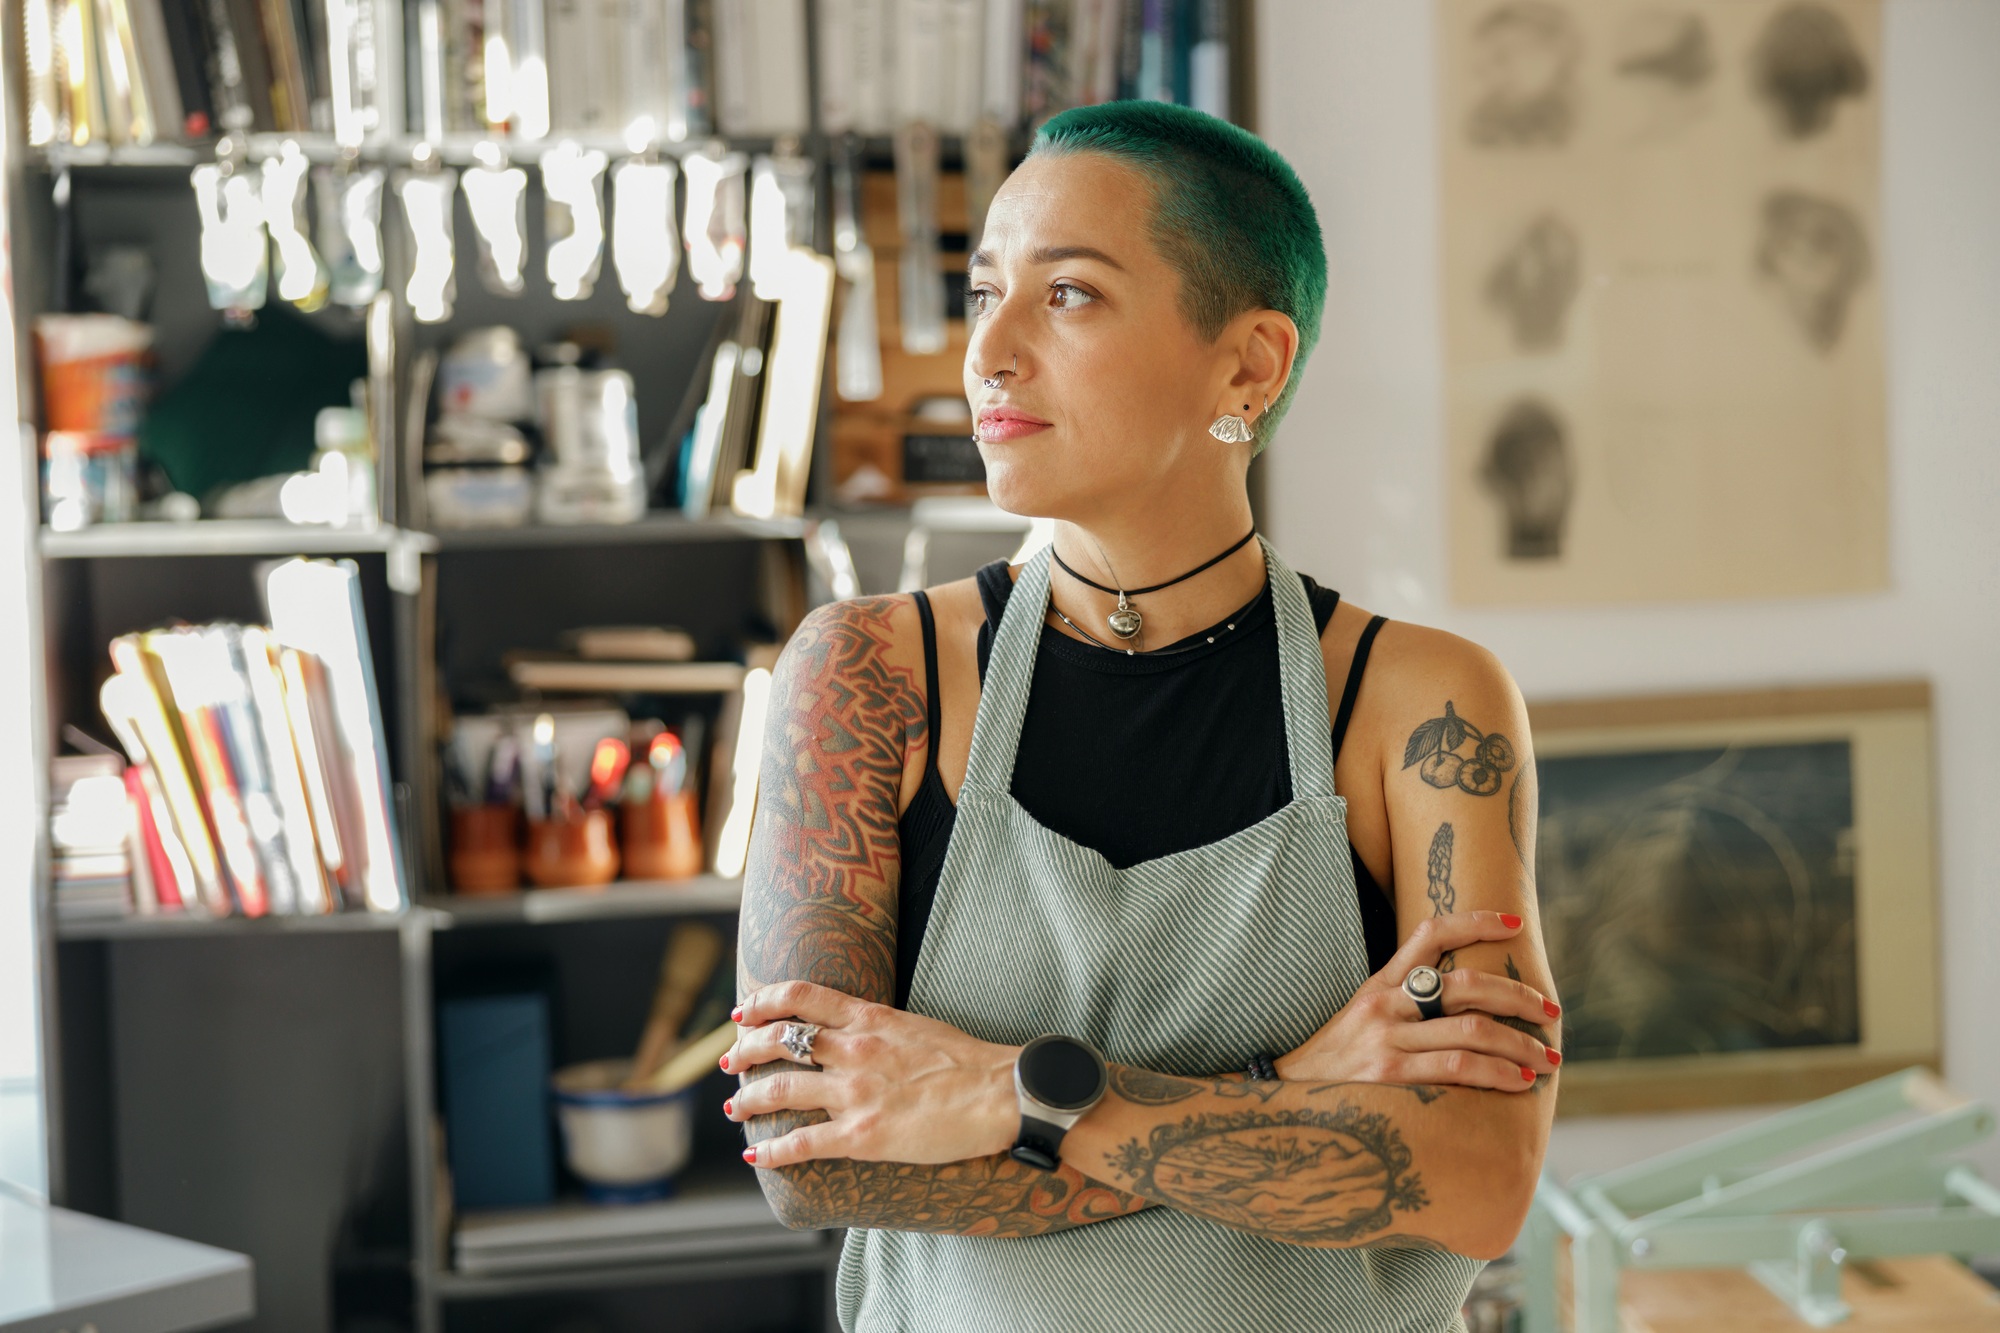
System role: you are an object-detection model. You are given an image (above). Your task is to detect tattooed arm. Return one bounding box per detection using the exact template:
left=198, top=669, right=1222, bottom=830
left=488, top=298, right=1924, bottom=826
left=736, top=595, right=1152, bottom=1235
left=1052, top=1065, right=1534, bottom=1258
left=1059, top=621, right=1562, bottom=1259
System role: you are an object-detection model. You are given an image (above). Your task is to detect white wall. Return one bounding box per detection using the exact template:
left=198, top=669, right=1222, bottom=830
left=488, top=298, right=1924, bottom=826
left=0, top=127, right=47, bottom=1197
left=1260, top=0, right=2000, bottom=1180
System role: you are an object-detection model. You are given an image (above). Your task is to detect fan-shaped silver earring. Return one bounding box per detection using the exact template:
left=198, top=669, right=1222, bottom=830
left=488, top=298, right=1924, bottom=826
left=1208, top=413, right=1255, bottom=444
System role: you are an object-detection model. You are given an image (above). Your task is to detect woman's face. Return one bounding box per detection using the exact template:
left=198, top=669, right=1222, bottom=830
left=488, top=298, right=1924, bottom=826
left=965, top=152, right=1233, bottom=522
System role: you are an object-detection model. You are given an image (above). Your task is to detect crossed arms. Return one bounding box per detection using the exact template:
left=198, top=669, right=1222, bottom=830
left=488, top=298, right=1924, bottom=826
left=734, top=595, right=1557, bottom=1258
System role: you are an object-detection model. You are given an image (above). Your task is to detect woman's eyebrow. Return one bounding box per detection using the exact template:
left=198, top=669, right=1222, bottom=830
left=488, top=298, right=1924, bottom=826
left=966, top=244, right=1128, bottom=275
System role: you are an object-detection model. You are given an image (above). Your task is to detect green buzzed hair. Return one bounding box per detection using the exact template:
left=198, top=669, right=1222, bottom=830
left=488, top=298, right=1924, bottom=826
left=1029, top=101, right=1327, bottom=453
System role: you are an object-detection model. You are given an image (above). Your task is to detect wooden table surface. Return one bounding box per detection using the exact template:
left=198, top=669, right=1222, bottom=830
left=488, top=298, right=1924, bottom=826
left=1605, top=1256, right=2000, bottom=1333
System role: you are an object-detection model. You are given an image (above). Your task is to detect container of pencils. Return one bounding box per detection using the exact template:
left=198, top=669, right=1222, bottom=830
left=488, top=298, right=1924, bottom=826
left=622, top=732, right=704, bottom=880
left=524, top=809, right=620, bottom=888
left=449, top=805, right=523, bottom=894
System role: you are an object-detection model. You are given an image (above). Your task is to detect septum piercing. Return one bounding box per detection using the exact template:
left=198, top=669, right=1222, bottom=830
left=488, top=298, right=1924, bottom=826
left=981, top=354, right=1017, bottom=390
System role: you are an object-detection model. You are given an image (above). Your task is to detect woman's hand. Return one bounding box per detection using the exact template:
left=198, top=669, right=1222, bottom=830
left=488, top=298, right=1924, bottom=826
left=721, top=980, right=1022, bottom=1170
left=1275, top=911, right=1562, bottom=1092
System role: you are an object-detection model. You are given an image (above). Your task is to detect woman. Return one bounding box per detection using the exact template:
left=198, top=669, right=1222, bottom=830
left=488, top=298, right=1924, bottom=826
left=722, top=102, right=1561, bottom=1331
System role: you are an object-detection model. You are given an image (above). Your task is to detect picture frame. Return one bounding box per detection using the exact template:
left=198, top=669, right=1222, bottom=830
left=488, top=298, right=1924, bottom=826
left=1527, top=682, right=1937, bottom=1116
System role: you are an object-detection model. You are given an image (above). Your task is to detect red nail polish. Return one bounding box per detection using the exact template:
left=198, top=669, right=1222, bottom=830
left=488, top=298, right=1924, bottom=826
left=1500, top=913, right=1523, bottom=929
left=730, top=1006, right=743, bottom=1022
left=1546, top=1050, right=1562, bottom=1067
left=1544, top=999, right=1562, bottom=1018
left=718, top=1055, right=730, bottom=1072
left=742, top=1147, right=758, bottom=1164
left=1521, top=1066, right=1536, bottom=1081
left=723, top=1099, right=735, bottom=1116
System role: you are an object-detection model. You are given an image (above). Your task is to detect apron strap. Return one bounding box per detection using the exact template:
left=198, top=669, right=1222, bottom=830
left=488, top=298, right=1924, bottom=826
left=960, top=539, right=1340, bottom=802
left=959, top=544, right=1052, bottom=794
left=1261, top=537, right=1339, bottom=802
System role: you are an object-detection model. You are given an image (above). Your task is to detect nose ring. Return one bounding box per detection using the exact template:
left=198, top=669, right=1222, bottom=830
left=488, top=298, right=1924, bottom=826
left=981, top=354, right=1017, bottom=391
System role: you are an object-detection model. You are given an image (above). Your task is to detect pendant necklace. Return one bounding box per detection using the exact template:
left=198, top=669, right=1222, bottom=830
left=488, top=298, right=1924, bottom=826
left=1050, top=526, right=1258, bottom=643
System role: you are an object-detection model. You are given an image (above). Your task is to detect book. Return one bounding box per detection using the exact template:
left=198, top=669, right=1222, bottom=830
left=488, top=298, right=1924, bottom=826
left=280, top=646, right=360, bottom=907
left=103, top=644, right=230, bottom=913
left=265, top=558, right=407, bottom=913
left=127, top=763, right=187, bottom=910
left=145, top=628, right=272, bottom=916
left=158, top=0, right=219, bottom=136
left=127, top=0, right=187, bottom=139
left=255, top=0, right=313, bottom=129
left=241, top=626, right=334, bottom=914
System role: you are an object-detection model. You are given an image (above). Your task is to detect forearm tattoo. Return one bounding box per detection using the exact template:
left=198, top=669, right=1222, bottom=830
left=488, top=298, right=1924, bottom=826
left=1109, top=1102, right=1428, bottom=1246
left=1427, top=822, right=1458, bottom=972
left=738, top=598, right=1151, bottom=1235
left=1111, top=1065, right=1283, bottom=1105
left=744, top=1076, right=1147, bottom=1236
left=1403, top=701, right=1517, bottom=797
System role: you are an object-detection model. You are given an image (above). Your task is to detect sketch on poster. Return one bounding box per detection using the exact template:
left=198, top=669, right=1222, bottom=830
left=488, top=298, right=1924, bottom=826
left=1485, top=213, right=1581, bottom=349
left=1465, top=2, right=1583, bottom=148
left=1757, top=189, right=1871, bottom=352
left=1752, top=3, right=1870, bottom=139
left=1480, top=399, right=1572, bottom=559
left=1613, top=9, right=1714, bottom=140
left=1536, top=740, right=1860, bottom=1064
left=1439, top=0, right=1886, bottom=605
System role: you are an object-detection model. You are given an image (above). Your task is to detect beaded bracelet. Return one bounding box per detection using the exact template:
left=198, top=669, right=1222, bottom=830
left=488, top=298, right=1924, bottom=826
left=1246, top=1052, right=1279, bottom=1082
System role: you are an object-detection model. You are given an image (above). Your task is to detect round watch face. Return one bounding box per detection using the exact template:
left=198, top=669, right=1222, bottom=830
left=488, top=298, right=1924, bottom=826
left=1404, top=965, right=1443, bottom=1000
left=1020, top=1035, right=1108, bottom=1112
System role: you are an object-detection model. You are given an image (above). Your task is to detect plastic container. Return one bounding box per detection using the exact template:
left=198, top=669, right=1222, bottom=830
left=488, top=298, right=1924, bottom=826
left=551, top=1058, right=695, bottom=1203
left=425, top=466, right=535, bottom=528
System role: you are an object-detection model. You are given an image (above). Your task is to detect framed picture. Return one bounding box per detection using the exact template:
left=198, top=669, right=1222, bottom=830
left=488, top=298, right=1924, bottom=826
left=1527, top=682, right=1937, bottom=1115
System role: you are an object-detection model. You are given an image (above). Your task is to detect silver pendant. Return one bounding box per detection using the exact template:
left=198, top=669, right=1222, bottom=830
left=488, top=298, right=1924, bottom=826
left=1107, top=593, right=1142, bottom=640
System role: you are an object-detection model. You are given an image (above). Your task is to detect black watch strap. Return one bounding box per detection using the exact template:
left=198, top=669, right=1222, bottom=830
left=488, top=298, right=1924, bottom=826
left=1008, top=1114, right=1069, bottom=1172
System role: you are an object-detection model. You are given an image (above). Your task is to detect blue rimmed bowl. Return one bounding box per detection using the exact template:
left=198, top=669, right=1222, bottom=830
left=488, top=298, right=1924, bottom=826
left=551, top=1059, right=695, bottom=1203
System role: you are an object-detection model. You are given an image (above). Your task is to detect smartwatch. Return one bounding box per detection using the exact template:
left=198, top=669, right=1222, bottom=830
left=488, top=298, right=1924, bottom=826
left=1010, top=1034, right=1110, bottom=1171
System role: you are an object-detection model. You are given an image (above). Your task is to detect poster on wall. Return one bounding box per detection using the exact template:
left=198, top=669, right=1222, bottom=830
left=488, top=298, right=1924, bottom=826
left=1528, top=682, right=1938, bottom=1116
left=1438, top=0, right=1887, bottom=605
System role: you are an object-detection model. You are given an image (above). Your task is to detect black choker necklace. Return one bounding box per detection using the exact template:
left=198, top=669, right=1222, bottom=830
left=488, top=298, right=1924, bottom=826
left=1050, top=527, right=1258, bottom=642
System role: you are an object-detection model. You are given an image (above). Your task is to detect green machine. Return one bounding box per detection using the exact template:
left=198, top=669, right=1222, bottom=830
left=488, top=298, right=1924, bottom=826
left=1522, top=1067, right=2000, bottom=1330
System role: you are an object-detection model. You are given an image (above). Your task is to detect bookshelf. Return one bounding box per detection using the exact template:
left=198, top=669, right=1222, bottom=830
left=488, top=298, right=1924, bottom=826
left=16, top=7, right=1261, bottom=1333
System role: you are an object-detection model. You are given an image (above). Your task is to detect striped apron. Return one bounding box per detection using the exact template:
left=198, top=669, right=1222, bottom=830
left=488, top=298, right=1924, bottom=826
left=838, top=537, right=1481, bottom=1331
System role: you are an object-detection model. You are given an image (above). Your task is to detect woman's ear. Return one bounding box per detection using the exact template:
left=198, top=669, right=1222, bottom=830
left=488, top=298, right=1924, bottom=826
left=1220, top=309, right=1299, bottom=422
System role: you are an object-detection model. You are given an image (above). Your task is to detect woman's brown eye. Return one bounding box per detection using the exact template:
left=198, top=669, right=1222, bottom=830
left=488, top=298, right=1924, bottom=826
left=1051, top=283, right=1094, bottom=309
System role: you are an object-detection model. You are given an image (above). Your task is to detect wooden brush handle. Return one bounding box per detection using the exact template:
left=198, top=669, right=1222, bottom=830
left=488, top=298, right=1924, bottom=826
left=625, top=922, right=725, bottom=1088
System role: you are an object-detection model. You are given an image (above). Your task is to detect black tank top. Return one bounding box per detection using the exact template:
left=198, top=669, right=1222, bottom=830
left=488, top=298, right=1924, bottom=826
left=894, top=560, right=1397, bottom=1009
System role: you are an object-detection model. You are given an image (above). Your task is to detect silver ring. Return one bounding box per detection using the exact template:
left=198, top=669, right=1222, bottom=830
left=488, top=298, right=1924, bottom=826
left=1401, top=965, right=1446, bottom=1021
left=779, top=1022, right=821, bottom=1066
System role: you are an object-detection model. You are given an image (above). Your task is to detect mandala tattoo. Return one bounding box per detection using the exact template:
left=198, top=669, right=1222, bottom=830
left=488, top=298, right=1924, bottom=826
left=1110, top=1103, right=1428, bottom=1245
left=1404, top=701, right=1517, bottom=797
